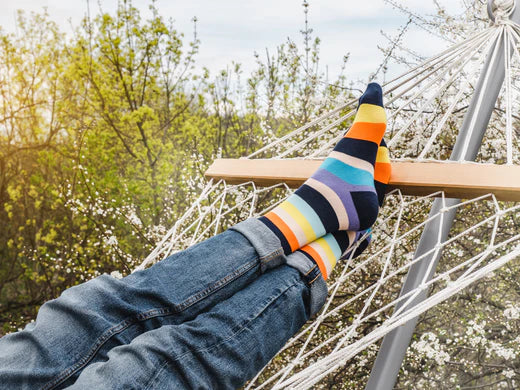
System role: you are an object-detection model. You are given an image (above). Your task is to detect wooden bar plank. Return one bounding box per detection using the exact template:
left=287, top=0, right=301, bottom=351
left=205, top=159, right=520, bottom=202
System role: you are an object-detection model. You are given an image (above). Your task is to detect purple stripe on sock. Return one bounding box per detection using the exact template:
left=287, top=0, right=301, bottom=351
left=312, top=169, right=361, bottom=229
left=343, top=192, right=360, bottom=230
left=312, top=168, right=375, bottom=193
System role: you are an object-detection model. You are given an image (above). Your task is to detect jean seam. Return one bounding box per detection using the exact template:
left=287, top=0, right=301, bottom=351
left=304, top=264, right=317, bottom=277
left=144, top=359, right=172, bottom=390
left=176, top=258, right=258, bottom=311
left=41, top=258, right=259, bottom=390
left=308, top=273, right=321, bottom=285
left=257, top=247, right=283, bottom=264
left=144, top=279, right=303, bottom=390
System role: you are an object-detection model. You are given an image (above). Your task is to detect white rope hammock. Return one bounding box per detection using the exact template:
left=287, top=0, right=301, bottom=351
left=135, top=3, right=520, bottom=388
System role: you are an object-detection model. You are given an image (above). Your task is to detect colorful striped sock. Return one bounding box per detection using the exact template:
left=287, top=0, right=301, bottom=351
left=260, top=83, right=387, bottom=254
left=297, top=230, right=370, bottom=280
left=295, top=139, right=391, bottom=280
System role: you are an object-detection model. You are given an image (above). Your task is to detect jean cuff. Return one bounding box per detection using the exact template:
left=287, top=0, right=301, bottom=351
left=286, top=251, right=328, bottom=317
left=230, top=218, right=286, bottom=273
left=231, top=218, right=327, bottom=317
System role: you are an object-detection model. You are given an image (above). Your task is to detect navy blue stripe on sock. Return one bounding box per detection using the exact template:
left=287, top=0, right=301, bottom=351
left=374, top=181, right=387, bottom=207
left=333, top=138, right=379, bottom=166
left=340, top=233, right=371, bottom=260
left=351, top=238, right=370, bottom=259
left=259, top=216, right=292, bottom=255
left=350, top=191, right=379, bottom=231
left=358, top=83, right=384, bottom=107
left=294, top=184, right=339, bottom=232
left=331, top=231, right=351, bottom=253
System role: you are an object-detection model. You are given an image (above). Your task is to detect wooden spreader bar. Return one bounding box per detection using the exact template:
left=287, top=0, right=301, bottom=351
left=205, top=159, right=520, bottom=202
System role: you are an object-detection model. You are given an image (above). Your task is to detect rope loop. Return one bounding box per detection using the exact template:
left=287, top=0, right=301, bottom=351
left=488, top=0, right=516, bottom=24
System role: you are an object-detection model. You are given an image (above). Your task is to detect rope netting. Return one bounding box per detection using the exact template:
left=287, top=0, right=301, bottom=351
left=135, top=5, right=520, bottom=389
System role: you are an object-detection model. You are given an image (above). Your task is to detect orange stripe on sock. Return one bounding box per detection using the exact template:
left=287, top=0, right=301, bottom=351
left=374, top=162, right=391, bottom=184
left=264, top=211, right=300, bottom=252
left=301, top=246, right=329, bottom=280
left=344, top=122, right=386, bottom=144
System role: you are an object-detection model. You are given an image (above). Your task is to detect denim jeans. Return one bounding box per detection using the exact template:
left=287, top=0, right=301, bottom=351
left=0, top=218, right=327, bottom=389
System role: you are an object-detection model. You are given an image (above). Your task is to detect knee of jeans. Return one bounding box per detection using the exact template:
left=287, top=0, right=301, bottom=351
left=44, top=275, right=118, bottom=321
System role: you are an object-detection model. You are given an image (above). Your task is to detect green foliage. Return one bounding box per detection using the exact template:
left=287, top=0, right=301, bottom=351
left=0, top=1, right=350, bottom=334
left=2, top=2, right=519, bottom=388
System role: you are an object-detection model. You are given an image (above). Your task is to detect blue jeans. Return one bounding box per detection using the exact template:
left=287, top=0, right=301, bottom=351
left=0, top=219, right=327, bottom=389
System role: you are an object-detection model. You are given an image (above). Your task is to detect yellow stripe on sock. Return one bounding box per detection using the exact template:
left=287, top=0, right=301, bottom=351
left=376, top=146, right=390, bottom=163
left=354, top=104, right=386, bottom=124
left=308, top=241, right=333, bottom=277
left=271, top=207, right=307, bottom=247
left=314, top=236, right=337, bottom=270
left=279, top=202, right=317, bottom=243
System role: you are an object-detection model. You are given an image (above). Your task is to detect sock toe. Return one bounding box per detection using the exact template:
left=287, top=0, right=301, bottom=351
left=359, top=82, right=384, bottom=107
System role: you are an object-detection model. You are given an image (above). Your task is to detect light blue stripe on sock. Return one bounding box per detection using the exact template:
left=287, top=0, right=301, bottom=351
left=323, top=233, right=342, bottom=259
left=287, top=194, right=326, bottom=238
left=321, top=158, right=373, bottom=186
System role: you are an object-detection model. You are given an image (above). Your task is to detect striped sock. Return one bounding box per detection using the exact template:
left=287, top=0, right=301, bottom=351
left=296, top=139, right=391, bottom=280
left=260, top=83, right=387, bottom=254
left=297, top=230, right=370, bottom=280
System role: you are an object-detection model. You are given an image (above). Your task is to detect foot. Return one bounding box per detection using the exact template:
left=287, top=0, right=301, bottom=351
left=260, top=83, right=387, bottom=254
left=294, top=138, right=391, bottom=279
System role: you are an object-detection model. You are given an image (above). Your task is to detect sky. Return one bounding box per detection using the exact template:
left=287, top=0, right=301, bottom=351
left=0, top=0, right=463, bottom=82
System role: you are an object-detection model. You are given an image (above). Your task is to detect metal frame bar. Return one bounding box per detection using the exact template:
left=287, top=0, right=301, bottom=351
left=365, top=2, right=520, bottom=389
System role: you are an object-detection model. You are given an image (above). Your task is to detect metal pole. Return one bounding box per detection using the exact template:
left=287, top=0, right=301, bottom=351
left=365, top=2, right=520, bottom=389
